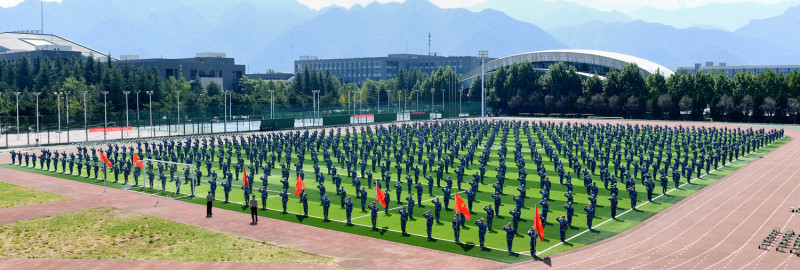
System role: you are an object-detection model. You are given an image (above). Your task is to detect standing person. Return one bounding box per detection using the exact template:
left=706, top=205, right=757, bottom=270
left=423, top=210, right=434, bottom=238
left=206, top=191, right=214, bottom=217
left=452, top=213, right=462, bottom=243
left=368, top=201, right=379, bottom=229
left=249, top=195, right=259, bottom=224
left=527, top=225, right=539, bottom=257
left=503, top=222, right=515, bottom=252
left=300, top=193, right=309, bottom=216
left=280, top=189, right=289, bottom=213
left=483, top=203, right=495, bottom=230
left=557, top=215, right=568, bottom=242
left=475, top=217, right=488, bottom=248
left=321, top=194, right=331, bottom=221
left=398, top=205, right=410, bottom=234
left=584, top=204, right=595, bottom=230
left=345, top=196, right=354, bottom=225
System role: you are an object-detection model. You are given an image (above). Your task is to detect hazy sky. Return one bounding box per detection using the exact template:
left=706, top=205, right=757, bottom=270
left=0, top=0, right=795, bottom=11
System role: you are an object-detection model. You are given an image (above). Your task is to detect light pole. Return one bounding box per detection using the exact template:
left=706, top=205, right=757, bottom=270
left=416, top=89, right=419, bottom=112
left=13, top=92, right=20, bottom=138
left=377, top=88, right=380, bottom=113
left=441, top=88, right=445, bottom=117
left=123, top=91, right=130, bottom=137
left=101, top=91, right=108, bottom=140
left=176, top=90, right=181, bottom=134
left=459, top=87, right=463, bottom=117
left=135, top=90, right=140, bottom=138
left=146, top=91, right=153, bottom=137
left=65, top=91, right=70, bottom=142
left=222, top=89, right=227, bottom=127
left=228, top=90, right=232, bottom=124
left=312, top=90, right=320, bottom=124
left=55, top=91, right=62, bottom=134
left=430, top=88, right=434, bottom=117
left=479, top=50, right=488, bottom=118
left=33, top=92, right=41, bottom=142
left=82, top=91, right=87, bottom=141
left=397, top=89, right=401, bottom=115
left=268, top=90, right=275, bottom=119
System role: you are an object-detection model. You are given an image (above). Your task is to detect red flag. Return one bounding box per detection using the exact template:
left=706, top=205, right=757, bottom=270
left=294, top=174, right=306, bottom=196
left=376, top=184, right=387, bottom=208
left=242, top=167, right=249, bottom=187
left=455, top=193, right=471, bottom=220
left=100, top=151, right=113, bottom=168
left=133, top=154, right=144, bottom=169
left=535, top=205, right=545, bottom=241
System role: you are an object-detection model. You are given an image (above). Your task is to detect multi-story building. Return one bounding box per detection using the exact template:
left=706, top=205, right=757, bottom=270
left=115, top=53, right=245, bottom=91
left=294, top=53, right=489, bottom=85
left=677, top=61, right=800, bottom=77
left=0, top=31, right=109, bottom=62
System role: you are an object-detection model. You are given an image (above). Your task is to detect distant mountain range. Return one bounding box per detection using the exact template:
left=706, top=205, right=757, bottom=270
left=1, top=0, right=798, bottom=73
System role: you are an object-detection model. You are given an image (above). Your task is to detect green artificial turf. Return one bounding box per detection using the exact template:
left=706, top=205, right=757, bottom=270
left=0, top=181, right=71, bottom=208
left=3, top=124, right=787, bottom=263
left=0, top=206, right=332, bottom=263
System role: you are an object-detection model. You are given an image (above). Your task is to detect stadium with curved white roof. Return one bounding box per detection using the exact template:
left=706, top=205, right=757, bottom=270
left=461, top=49, right=674, bottom=83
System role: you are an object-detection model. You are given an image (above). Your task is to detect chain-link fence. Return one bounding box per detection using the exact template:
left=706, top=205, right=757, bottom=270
left=0, top=101, right=486, bottom=148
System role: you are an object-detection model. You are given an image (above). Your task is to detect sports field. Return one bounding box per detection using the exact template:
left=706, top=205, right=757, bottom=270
left=5, top=119, right=785, bottom=263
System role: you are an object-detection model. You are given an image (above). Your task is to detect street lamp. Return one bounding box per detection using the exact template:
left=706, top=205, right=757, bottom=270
left=416, top=89, right=419, bottom=112
left=146, top=91, right=154, bottom=137
left=123, top=90, right=130, bottom=128
left=176, top=90, right=181, bottom=134
left=55, top=91, right=63, bottom=134
left=82, top=91, right=87, bottom=141
left=459, top=87, right=463, bottom=117
left=430, top=88, right=434, bottom=117
left=441, top=88, right=445, bottom=116
left=479, top=50, right=488, bottom=118
left=377, top=88, right=380, bottom=113
left=312, top=90, right=320, bottom=123
left=135, top=90, right=140, bottom=138
left=33, top=92, right=41, bottom=142
left=268, top=90, right=275, bottom=119
left=101, top=91, right=109, bottom=140
left=65, top=91, right=70, bottom=142
left=13, top=92, right=20, bottom=138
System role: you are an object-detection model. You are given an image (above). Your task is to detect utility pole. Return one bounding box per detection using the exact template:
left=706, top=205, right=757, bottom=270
left=146, top=91, right=153, bottom=137
left=479, top=50, right=488, bottom=118
left=101, top=91, right=108, bottom=140
left=33, top=92, right=41, bottom=143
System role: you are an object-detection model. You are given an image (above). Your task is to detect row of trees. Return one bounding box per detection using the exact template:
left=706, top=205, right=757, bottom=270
left=468, top=61, right=800, bottom=122
left=2, top=54, right=800, bottom=126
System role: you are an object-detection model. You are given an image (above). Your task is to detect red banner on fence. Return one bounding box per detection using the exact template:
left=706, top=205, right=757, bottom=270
left=410, top=111, right=427, bottom=115
left=354, top=114, right=374, bottom=118
left=89, top=126, right=132, bottom=132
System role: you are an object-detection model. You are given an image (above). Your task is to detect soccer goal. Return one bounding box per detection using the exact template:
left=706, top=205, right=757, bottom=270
left=587, top=116, right=625, bottom=121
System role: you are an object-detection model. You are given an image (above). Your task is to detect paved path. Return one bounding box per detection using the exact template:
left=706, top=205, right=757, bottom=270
left=1, top=119, right=798, bottom=269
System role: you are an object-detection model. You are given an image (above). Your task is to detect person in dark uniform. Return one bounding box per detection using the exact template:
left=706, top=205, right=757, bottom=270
left=564, top=202, right=574, bottom=226
left=249, top=195, right=258, bottom=223
left=258, top=186, right=268, bottom=210
left=345, top=196, right=354, bottom=225
left=423, top=210, right=434, bottom=238
left=321, top=194, right=331, bottom=221
left=557, top=215, right=568, bottom=242
left=645, top=179, right=655, bottom=202
left=503, top=222, right=515, bottom=252
left=300, top=193, right=309, bottom=216
left=206, top=190, right=214, bottom=217
left=452, top=213, right=462, bottom=243
left=609, top=194, right=618, bottom=219
left=279, top=189, right=289, bottom=213
left=221, top=180, right=231, bottom=203
left=398, top=205, right=410, bottom=234
left=584, top=204, right=595, bottom=230
left=484, top=203, right=495, bottom=230
left=368, top=201, right=379, bottom=229
left=475, top=217, right=488, bottom=248
left=433, top=197, right=442, bottom=222
left=527, top=225, right=539, bottom=257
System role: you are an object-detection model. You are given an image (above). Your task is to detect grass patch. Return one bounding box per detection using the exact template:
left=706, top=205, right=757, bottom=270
left=0, top=206, right=332, bottom=263
left=0, top=181, right=71, bottom=208
left=2, top=131, right=787, bottom=263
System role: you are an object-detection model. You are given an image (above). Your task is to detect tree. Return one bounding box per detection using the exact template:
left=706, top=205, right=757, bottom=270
left=624, top=96, right=639, bottom=119
left=738, top=95, right=754, bottom=122
left=678, top=95, right=693, bottom=119
left=588, top=94, right=604, bottom=115
left=657, top=94, right=673, bottom=119
left=607, top=95, right=620, bottom=116
left=575, top=97, right=586, bottom=114
left=760, top=96, right=777, bottom=122
left=787, top=98, right=800, bottom=123
left=716, top=94, right=735, bottom=122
